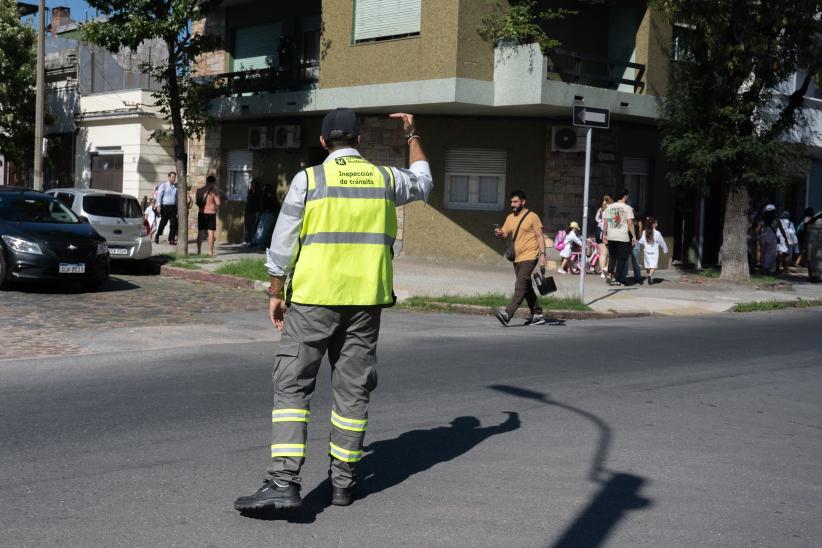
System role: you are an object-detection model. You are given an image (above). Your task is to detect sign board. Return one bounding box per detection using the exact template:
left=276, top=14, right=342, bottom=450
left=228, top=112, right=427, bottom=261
left=573, top=106, right=610, bottom=129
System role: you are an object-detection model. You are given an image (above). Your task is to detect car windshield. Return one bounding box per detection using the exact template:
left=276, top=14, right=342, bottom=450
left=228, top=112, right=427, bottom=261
left=83, top=195, right=142, bottom=218
left=0, top=194, right=80, bottom=224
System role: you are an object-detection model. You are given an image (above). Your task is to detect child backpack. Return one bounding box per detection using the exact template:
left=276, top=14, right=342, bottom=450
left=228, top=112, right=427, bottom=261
left=554, top=229, right=567, bottom=252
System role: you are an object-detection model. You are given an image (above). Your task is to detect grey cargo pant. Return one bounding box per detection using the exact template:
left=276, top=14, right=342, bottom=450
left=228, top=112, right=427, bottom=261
left=267, top=303, right=381, bottom=489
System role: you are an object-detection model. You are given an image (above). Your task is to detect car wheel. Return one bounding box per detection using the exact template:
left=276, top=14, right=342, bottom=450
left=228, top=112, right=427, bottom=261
left=0, top=249, right=9, bottom=290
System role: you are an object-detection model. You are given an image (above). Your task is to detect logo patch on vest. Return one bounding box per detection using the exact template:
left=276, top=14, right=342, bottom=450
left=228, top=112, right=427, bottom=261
left=335, top=158, right=347, bottom=166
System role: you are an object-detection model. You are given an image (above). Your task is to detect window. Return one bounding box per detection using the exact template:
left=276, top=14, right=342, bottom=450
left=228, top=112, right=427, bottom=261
left=226, top=150, right=254, bottom=202
left=444, top=148, right=507, bottom=211
left=622, top=157, right=649, bottom=214
left=300, top=15, right=321, bottom=81
left=56, top=192, right=75, bottom=208
left=353, top=0, right=421, bottom=43
left=672, top=23, right=695, bottom=61
left=232, top=22, right=282, bottom=71
left=83, top=195, right=142, bottom=219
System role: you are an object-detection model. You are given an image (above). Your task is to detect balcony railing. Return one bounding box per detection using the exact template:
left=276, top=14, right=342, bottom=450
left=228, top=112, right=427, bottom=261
left=210, top=63, right=319, bottom=98
left=547, top=48, right=646, bottom=93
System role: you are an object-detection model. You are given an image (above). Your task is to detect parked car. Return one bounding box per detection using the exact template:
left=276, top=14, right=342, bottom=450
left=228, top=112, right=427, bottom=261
left=46, top=188, right=152, bottom=267
left=0, top=187, right=110, bottom=290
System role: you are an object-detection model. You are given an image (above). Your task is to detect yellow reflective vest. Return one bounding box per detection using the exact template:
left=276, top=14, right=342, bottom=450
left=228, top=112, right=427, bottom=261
left=289, top=155, right=397, bottom=306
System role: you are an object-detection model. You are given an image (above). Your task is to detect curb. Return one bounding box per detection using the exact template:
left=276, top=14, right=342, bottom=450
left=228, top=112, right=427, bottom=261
left=160, top=265, right=267, bottom=291
left=421, top=302, right=652, bottom=320
left=158, top=266, right=653, bottom=320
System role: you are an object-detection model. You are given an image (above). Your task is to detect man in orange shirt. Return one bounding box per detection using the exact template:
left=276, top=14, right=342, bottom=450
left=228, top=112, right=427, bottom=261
left=494, top=190, right=547, bottom=326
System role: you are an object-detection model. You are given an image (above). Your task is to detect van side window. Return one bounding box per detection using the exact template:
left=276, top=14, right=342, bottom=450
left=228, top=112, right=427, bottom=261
left=56, top=193, right=75, bottom=208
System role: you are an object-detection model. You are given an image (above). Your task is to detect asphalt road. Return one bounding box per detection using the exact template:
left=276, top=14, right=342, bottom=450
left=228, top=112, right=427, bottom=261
left=1, top=308, right=820, bottom=547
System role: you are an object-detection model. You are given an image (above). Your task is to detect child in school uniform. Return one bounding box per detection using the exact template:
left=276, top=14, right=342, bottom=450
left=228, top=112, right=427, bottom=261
left=637, top=217, right=668, bottom=285
left=557, top=221, right=583, bottom=274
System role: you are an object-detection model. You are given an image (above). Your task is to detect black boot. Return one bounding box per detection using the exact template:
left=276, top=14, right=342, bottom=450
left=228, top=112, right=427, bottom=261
left=331, top=486, right=355, bottom=506
left=234, top=480, right=302, bottom=511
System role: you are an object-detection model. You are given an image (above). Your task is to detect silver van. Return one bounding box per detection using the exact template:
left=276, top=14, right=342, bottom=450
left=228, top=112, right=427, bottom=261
left=47, top=189, right=152, bottom=264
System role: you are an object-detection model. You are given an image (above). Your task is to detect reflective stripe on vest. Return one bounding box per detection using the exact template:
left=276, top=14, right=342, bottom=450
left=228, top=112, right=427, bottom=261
left=289, top=156, right=397, bottom=306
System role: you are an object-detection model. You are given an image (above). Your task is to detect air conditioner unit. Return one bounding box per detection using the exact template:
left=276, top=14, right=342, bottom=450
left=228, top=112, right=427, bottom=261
left=248, top=126, right=273, bottom=150
left=273, top=125, right=301, bottom=149
left=551, top=126, right=586, bottom=152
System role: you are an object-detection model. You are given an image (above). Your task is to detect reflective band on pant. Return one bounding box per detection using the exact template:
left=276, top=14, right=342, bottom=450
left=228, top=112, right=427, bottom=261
left=329, top=442, right=363, bottom=463
left=272, top=408, right=311, bottom=423
left=271, top=443, right=306, bottom=458
left=330, top=409, right=368, bottom=432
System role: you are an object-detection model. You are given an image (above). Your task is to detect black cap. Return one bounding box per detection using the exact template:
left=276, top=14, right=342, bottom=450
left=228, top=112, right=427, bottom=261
left=321, top=108, right=360, bottom=141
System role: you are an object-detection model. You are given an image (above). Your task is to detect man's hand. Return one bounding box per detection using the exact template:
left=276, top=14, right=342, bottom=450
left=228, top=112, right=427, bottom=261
left=539, top=253, right=547, bottom=266
left=389, top=112, right=415, bottom=134
left=269, top=297, right=287, bottom=332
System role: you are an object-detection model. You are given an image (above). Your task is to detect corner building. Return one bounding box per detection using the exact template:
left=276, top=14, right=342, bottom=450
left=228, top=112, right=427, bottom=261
left=190, top=0, right=676, bottom=265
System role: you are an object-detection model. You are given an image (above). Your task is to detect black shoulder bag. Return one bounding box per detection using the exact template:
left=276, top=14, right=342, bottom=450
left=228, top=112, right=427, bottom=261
left=505, top=211, right=532, bottom=262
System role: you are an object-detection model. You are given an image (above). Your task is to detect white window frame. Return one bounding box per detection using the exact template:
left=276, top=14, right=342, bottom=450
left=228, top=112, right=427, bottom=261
left=444, top=173, right=506, bottom=211
left=444, top=148, right=507, bottom=211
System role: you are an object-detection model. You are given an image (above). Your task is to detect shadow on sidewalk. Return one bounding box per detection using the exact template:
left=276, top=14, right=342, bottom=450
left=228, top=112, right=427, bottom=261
left=489, top=385, right=652, bottom=548
left=585, top=287, right=638, bottom=307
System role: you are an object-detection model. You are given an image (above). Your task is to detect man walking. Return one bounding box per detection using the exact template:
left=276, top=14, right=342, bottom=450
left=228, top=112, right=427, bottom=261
left=234, top=109, right=432, bottom=512
left=155, top=171, right=178, bottom=245
left=494, top=190, right=546, bottom=326
left=603, top=189, right=637, bottom=286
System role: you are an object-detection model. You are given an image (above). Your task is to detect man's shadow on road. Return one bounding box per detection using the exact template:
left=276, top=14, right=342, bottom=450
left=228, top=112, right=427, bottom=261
left=273, top=412, right=521, bottom=523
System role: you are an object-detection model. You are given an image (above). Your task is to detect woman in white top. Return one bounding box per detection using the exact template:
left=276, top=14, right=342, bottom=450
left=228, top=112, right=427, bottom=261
left=558, top=221, right=583, bottom=274
left=636, top=217, right=668, bottom=285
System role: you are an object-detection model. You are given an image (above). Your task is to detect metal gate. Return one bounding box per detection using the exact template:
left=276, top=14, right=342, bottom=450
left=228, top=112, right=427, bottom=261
left=90, top=153, right=123, bottom=193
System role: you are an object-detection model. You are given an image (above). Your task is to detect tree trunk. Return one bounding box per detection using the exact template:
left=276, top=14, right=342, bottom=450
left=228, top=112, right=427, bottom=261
left=719, top=184, right=751, bottom=282
left=166, top=39, right=189, bottom=257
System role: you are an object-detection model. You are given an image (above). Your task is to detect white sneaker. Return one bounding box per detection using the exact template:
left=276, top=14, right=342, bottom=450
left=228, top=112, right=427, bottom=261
left=557, top=268, right=567, bottom=274
left=600, top=272, right=606, bottom=278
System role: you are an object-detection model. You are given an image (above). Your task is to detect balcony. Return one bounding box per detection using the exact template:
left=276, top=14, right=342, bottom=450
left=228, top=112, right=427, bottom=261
left=547, top=48, right=645, bottom=94
left=210, top=63, right=318, bottom=98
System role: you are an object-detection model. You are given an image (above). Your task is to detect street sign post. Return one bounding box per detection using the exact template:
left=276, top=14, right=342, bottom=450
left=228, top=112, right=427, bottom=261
left=572, top=106, right=610, bottom=304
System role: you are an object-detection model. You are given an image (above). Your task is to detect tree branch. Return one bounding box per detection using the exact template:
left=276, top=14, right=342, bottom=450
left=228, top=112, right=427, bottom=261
left=765, top=63, right=822, bottom=140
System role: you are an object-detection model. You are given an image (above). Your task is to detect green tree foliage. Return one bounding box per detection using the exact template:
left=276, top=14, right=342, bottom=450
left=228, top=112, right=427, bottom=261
left=0, top=1, right=36, bottom=166
left=478, top=0, right=575, bottom=54
left=651, top=0, right=822, bottom=281
left=82, top=0, right=221, bottom=255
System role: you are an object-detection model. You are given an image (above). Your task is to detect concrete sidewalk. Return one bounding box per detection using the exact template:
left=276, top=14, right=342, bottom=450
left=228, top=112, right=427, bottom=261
left=152, top=241, right=822, bottom=316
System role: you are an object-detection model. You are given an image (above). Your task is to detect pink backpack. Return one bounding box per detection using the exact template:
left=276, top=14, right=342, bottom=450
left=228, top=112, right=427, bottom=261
left=554, top=229, right=567, bottom=252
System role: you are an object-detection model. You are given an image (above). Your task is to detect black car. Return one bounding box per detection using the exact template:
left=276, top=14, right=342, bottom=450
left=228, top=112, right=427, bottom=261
left=0, top=187, right=110, bottom=290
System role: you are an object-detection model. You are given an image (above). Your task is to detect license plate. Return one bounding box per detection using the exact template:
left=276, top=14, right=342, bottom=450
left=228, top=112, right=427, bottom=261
left=59, top=263, right=86, bottom=274
left=110, top=248, right=129, bottom=255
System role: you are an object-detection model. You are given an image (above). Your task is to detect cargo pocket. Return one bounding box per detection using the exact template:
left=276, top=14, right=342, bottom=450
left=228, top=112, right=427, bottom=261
left=271, top=341, right=301, bottom=387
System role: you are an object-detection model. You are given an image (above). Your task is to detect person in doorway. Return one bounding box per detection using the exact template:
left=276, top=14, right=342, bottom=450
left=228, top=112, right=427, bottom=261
left=233, top=109, right=432, bottom=513
left=595, top=195, right=612, bottom=279
left=244, top=179, right=262, bottom=245
left=557, top=221, right=583, bottom=274
left=494, top=190, right=547, bottom=326
left=196, top=175, right=222, bottom=256
left=155, top=172, right=178, bottom=245
left=602, top=189, right=637, bottom=286
left=636, top=216, right=668, bottom=285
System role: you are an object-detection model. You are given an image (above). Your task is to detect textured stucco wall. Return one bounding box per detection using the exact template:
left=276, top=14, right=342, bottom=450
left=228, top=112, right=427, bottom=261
left=319, top=0, right=461, bottom=88
left=401, top=116, right=547, bottom=264
left=635, top=6, right=671, bottom=97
